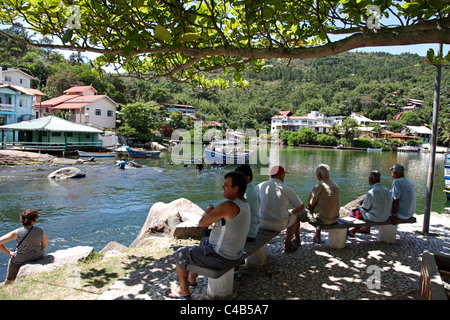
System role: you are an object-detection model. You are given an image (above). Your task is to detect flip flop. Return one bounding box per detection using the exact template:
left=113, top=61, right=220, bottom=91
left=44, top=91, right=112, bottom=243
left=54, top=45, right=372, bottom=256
left=165, top=289, right=191, bottom=300
left=188, top=281, right=197, bottom=287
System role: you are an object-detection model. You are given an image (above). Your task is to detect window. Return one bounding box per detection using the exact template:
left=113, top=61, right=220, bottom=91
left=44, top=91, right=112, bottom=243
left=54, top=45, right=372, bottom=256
left=107, top=110, right=113, bottom=117
left=95, top=109, right=101, bottom=116
left=4, top=76, right=11, bottom=82
left=19, top=99, right=27, bottom=107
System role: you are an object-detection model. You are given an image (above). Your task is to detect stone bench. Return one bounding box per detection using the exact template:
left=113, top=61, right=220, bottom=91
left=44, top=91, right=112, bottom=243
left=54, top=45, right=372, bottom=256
left=186, top=228, right=280, bottom=299
left=308, top=216, right=417, bottom=249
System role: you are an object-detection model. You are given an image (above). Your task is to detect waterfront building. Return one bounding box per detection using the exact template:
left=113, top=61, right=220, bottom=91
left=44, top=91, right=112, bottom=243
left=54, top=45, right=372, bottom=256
left=40, top=85, right=118, bottom=130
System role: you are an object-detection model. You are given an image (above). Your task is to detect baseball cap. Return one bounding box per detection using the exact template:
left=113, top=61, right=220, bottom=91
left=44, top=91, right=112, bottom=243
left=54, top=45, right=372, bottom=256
left=390, top=163, right=405, bottom=172
left=270, top=165, right=288, bottom=176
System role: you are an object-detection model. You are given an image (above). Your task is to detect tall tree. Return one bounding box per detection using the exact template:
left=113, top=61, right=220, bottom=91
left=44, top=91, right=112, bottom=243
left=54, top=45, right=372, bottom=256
left=0, top=0, right=448, bottom=88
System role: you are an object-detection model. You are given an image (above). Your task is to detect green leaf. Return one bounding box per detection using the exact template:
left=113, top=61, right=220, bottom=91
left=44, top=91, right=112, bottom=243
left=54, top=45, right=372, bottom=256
left=180, top=33, right=201, bottom=42
left=62, top=29, right=73, bottom=43
left=154, top=25, right=173, bottom=41
left=123, top=41, right=135, bottom=57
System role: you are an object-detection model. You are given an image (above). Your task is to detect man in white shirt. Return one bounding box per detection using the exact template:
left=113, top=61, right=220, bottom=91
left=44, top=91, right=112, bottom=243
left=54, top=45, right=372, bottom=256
left=390, top=163, right=416, bottom=224
left=256, top=166, right=305, bottom=252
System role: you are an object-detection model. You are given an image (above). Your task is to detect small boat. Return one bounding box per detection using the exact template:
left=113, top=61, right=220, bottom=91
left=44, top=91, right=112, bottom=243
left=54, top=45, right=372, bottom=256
left=171, top=146, right=205, bottom=164
left=397, top=146, right=422, bottom=152
left=445, top=153, right=450, bottom=200
left=204, top=147, right=252, bottom=165
left=127, top=149, right=161, bottom=158
left=77, top=150, right=116, bottom=158
left=367, top=148, right=382, bottom=152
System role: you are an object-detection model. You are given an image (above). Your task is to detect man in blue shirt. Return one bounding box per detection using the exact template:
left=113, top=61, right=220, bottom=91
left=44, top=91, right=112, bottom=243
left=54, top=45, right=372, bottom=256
left=390, top=163, right=416, bottom=224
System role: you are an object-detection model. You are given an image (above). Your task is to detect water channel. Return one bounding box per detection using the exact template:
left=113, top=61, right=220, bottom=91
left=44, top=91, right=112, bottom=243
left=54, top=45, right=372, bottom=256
left=0, top=146, right=448, bottom=280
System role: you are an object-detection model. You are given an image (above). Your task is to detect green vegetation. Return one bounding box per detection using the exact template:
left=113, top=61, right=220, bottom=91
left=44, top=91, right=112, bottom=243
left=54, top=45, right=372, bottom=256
left=1, top=24, right=449, bottom=146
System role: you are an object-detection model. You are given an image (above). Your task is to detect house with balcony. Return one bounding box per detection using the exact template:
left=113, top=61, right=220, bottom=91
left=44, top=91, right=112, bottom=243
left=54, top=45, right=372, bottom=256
left=271, top=110, right=345, bottom=134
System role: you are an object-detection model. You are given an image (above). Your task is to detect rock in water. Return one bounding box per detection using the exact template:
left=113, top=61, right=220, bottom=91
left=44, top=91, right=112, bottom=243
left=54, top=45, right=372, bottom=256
left=48, top=167, right=86, bottom=179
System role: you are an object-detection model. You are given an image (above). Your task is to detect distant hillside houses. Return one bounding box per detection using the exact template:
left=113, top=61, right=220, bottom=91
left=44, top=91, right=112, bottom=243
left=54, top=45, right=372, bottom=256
left=270, top=110, right=432, bottom=142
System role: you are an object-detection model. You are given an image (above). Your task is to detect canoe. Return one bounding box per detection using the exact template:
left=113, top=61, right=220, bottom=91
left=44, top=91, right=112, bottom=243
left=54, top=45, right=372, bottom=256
left=77, top=150, right=116, bottom=158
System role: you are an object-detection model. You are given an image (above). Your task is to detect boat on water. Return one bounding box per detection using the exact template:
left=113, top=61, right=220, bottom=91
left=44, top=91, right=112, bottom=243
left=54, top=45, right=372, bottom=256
left=445, top=153, right=450, bottom=200
left=397, top=146, right=423, bottom=152
left=127, top=149, right=161, bottom=158
left=204, top=147, right=252, bottom=165
left=367, top=148, right=382, bottom=152
left=77, top=150, right=116, bottom=158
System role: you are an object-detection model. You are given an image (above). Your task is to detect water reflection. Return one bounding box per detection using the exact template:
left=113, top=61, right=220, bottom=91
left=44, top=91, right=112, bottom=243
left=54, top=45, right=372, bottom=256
left=0, top=147, right=447, bottom=281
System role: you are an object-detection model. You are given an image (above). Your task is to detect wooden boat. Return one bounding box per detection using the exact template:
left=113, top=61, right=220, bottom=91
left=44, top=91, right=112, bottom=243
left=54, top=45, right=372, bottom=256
left=77, top=150, right=116, bottom=158
left=445, top=153, right=450, bottom=200
left=127, top=149, right=161, bottom=158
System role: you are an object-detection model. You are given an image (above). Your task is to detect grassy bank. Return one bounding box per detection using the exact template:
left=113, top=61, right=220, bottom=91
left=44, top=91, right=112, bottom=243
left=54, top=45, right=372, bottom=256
left=0, top=237, right=198, bottom=300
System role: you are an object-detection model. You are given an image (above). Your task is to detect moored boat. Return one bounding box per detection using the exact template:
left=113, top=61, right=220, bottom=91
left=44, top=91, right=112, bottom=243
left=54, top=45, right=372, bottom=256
left=77, top=150, right=116, bottom=158
left=367, top=148, right=382, bottom=152
left=127, top=149, right=161, bottom=158
left=204, top=147, right=252, bottom=165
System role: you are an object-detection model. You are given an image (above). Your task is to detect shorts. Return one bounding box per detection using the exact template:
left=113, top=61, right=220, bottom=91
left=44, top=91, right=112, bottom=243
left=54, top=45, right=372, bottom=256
left=174, top=237, right=241, bottom=271
left=348, top=208, right=364, bottom=220
left=259, top=212, right=299, bottom=232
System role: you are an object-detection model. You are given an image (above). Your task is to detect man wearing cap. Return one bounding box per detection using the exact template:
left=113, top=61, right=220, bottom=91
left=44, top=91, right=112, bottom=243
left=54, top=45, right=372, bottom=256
left=390, top=163, right=416, bottom=224
left=306, top=164, right=341, bottom=244
left=256, top=165, right=305, bottom=252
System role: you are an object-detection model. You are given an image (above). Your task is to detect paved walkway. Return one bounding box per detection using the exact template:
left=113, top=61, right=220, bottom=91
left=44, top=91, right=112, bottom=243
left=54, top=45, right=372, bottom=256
left=99, top=213, right=450, bottom=300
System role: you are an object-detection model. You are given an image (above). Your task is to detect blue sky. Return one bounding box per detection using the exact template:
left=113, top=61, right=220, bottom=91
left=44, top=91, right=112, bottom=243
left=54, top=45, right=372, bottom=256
left=351, top=43, right=449, bottom=57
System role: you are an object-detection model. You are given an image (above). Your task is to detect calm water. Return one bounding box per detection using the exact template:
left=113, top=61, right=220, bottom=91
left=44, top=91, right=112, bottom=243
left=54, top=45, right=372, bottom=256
left=0, top=147, right=448, bottom=280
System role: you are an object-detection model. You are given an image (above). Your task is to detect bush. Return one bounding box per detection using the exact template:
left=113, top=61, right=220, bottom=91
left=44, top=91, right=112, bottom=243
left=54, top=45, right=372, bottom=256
left=316, top=134, right=338, bottom=146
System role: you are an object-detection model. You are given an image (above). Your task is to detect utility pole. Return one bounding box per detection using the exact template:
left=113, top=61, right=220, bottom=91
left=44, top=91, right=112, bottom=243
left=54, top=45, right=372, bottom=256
left=422, top=43, right=443, bottom=235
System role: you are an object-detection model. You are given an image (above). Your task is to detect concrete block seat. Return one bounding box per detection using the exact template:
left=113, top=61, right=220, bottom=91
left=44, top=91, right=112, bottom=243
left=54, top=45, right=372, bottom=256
left=186, top=228, right=280, bottom=299
left=308, top=216, right=417, bottom=249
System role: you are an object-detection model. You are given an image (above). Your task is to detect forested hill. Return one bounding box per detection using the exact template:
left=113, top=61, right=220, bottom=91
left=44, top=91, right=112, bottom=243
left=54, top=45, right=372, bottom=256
left=1, top=25, right=448, bottom=132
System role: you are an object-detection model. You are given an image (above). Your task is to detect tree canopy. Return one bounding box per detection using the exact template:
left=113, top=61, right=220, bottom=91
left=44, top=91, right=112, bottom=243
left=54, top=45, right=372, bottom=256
left=0, top=0, right=448, bottom=88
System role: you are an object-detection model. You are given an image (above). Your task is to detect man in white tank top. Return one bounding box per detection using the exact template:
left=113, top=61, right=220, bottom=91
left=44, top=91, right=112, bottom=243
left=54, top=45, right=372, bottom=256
left=168, top=171, right=250, bottom=299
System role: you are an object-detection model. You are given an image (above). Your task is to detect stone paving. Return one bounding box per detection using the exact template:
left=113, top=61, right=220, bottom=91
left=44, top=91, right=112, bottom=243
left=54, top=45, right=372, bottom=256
left=99, top=213, right=450, bottom=300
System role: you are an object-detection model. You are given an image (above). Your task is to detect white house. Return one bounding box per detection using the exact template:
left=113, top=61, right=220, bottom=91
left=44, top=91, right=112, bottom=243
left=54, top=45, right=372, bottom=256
left=403, top=125, right=432, bottom=142
left=0, top=68, right=36, bottom=88
left=41, top=85, right=118, bottom=129
left=349, top=112, right=374, bottom=126
left=271, top=110, right=345, bottom=134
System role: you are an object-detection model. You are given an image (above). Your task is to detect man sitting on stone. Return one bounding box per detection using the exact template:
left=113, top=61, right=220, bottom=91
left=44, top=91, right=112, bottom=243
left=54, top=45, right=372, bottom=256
left=168, top=171, right=250, bottom=299
left=347, top=170, right=392, bottom=237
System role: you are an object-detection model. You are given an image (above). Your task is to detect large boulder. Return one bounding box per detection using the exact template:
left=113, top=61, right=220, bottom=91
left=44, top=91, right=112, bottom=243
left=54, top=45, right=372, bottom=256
left=16, top=246, right=94, bottom=280
left=48, top=167, right=86, bottom=179
left=0, top=150, right=55, bottom=165
left=339, top=194, right=366, bottom=216
left=130, top=198, right=207, bottom=247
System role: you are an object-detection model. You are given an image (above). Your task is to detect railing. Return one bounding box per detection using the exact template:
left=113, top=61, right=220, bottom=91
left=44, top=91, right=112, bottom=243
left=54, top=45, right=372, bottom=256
left=1, top=141, right=103, bottom=151
left=0, top=104, right=15, bottom=112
